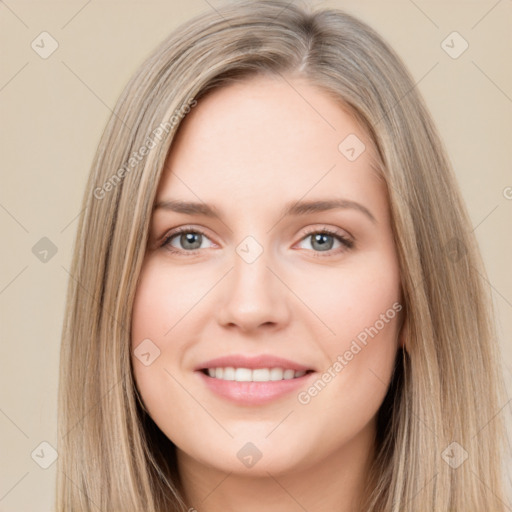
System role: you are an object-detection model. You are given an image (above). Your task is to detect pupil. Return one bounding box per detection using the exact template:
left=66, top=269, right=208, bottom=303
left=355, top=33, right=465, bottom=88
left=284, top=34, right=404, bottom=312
left=182, top=233, right=201, bottom=249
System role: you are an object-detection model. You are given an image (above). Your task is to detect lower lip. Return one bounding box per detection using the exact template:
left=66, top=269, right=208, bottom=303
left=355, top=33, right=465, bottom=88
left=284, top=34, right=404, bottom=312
left=196, top=371, right=315, bottom=405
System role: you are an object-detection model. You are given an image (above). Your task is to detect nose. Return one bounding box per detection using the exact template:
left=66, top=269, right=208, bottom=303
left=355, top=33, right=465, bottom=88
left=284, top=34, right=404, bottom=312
left=215, top=243, right=291, bottom=333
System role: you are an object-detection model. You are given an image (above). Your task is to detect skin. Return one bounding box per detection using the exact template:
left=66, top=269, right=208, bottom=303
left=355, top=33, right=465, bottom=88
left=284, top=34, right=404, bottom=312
left=131, top=74, right=404, bottom=512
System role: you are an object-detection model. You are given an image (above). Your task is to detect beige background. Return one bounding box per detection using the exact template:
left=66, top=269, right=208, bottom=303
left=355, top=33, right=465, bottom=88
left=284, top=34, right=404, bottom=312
left=1, top=0, right=511, bottom=510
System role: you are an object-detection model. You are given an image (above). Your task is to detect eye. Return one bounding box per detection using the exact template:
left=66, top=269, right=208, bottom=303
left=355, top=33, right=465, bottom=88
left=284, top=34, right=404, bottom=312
left=161, top=227, right=214, bottom=254
left=297, top=227, right=354, bottom=256
left=160, top=225, right=354, bottom=257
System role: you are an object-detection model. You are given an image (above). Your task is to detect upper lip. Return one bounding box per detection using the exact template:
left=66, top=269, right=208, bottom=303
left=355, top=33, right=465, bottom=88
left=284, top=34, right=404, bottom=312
left=195, top=354, right=314, bottom=372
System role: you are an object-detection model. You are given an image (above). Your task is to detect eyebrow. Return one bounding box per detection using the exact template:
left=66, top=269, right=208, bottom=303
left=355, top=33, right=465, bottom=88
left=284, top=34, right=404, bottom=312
left=154, top=197, right=376, bottom=224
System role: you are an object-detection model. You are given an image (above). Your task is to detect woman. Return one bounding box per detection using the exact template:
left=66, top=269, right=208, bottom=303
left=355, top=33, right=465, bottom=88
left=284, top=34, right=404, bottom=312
left=56, top=1, right=509, bottom=510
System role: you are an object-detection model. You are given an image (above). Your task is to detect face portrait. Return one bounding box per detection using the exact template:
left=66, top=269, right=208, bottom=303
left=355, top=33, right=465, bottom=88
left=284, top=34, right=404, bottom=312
left=130, top=74, right=404, bottom=493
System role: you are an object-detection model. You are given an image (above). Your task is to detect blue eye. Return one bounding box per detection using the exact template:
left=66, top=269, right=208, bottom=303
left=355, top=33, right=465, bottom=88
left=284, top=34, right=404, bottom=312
left=162, top=227, right=212, bottom=254
left=161, top=226, right=354, bottom=257
left=298, top=227, right=354, bottom=256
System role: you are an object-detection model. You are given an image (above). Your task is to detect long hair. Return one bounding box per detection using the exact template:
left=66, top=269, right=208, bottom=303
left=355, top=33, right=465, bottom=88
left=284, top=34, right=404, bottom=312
left=56, top=1, right=508, bottom=510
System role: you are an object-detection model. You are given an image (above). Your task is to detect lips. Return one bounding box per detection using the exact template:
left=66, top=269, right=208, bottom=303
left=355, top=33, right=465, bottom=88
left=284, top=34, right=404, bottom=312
left=194, top=354, right=316, bottom=405
left=195, top=354, right=314, bottom=373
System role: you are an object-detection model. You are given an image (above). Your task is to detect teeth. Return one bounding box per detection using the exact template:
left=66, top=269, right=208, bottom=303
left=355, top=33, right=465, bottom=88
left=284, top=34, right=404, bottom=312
left=283, top=369, right=295, bottom=379
left=205, top=367, right=308, bottom=382
left=252, top=368, right=270, bottom=381
left=223, top=367, right=235, bottom=380
left=235, top=368, right=252, bottom=381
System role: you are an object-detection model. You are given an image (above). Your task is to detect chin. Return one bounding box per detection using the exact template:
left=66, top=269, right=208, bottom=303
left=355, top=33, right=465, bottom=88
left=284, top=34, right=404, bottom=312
left=179, top=435, right=311, bottom=476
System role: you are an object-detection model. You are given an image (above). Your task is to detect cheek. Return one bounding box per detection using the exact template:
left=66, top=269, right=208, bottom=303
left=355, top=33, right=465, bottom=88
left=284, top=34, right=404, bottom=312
left=298, top=251, right=402, bottom=413
left=131, top=267, right=169, bottom=349
left=130, top=257, right=219, bottom=411
left=297, top=249, right=401, bottom=345
left=131, top=257, right=198, bottom=348
left=130, top=261, right=183, bottom=407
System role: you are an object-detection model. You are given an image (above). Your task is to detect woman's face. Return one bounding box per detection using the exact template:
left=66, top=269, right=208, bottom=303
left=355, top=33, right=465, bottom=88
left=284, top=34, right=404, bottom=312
left=131, top=75, right=403, bottom=477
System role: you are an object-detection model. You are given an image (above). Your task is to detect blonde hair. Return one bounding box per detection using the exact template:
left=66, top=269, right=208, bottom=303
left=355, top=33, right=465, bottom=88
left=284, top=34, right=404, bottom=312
left=56, top=1, right=509, bottom=510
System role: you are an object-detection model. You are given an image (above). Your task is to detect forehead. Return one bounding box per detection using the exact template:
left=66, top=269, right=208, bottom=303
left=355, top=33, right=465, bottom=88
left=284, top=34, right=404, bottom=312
left=157, top=75, right=385, bottom=218
left=169, top=74, right=368, bottom=160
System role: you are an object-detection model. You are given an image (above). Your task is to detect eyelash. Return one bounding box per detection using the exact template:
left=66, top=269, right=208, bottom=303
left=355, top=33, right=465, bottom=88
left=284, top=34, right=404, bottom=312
left=161, top=225, right=354, bottom=258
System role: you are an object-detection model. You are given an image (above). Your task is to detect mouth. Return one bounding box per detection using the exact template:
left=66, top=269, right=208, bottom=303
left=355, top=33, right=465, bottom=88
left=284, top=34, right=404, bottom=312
left=194, top=355, right=317, bottom=405
left=200, top=367, right=315, bottom=382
